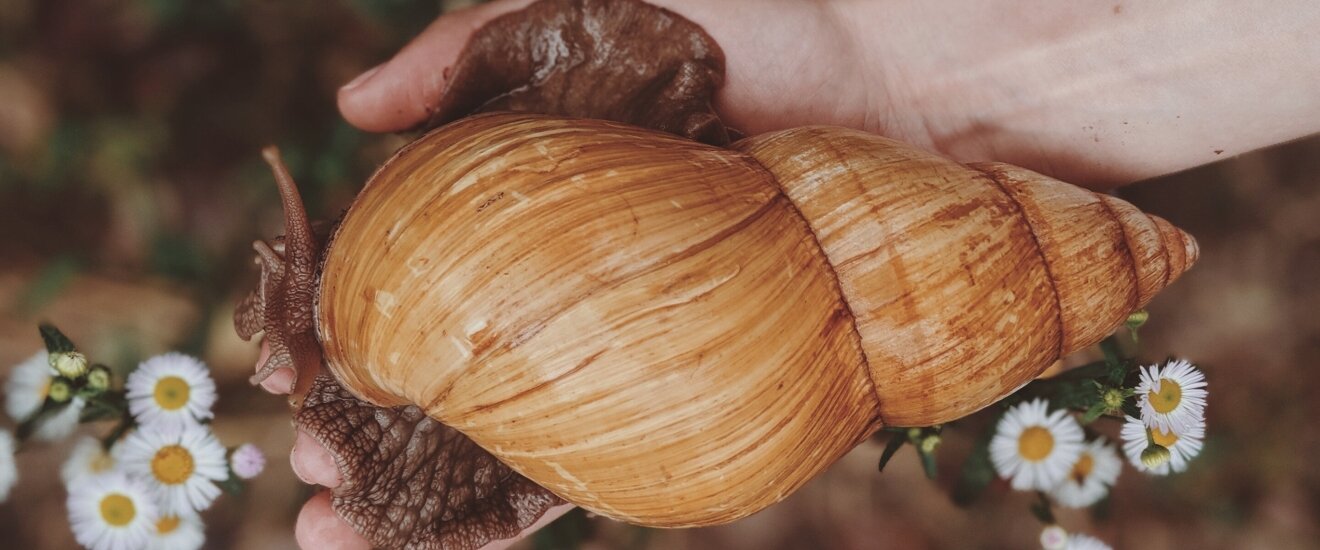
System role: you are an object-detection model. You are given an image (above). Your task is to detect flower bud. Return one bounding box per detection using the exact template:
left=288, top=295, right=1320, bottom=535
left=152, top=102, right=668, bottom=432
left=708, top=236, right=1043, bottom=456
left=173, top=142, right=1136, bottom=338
left=1140, top=443, right=1172, bottom=469
left=1125, top=310, right=1149, bottom=331
left=48, top=379, right=73, bottom=403
left=51, top=351, right=89, bottom=379
left=230, top=443, right=267, bottom=480
left=1039, top=525, right=1068, bottom=550
left=1101, top=387, right=1126, bottom=412
left=86, top=365, right=112, bottom=393
left=919, top=434, right=942, bottom=454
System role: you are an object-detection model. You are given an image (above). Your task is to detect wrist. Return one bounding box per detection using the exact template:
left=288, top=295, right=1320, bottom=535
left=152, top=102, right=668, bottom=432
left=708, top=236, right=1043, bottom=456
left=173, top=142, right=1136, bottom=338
left=836, top=0, right=1320, bottom=188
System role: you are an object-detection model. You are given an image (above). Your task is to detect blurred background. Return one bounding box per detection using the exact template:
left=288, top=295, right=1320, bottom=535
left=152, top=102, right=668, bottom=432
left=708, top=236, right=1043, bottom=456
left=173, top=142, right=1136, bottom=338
left=0, top=0, right=1317, bottom=548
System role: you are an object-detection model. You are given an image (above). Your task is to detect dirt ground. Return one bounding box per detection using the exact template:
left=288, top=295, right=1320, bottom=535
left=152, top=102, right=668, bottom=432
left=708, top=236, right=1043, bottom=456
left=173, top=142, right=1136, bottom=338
left=1, top=1, right=1317, bottom=549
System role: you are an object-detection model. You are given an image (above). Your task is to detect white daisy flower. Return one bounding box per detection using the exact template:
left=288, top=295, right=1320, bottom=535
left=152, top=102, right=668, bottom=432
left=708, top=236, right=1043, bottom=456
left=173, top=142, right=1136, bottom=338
left=5, top=350, right=85, bottom=440
left=146, top=513, right=206, bottom=550
left=62, top=436, right=120, bottom=486
left=1066, top=533, right=1113, bottom=550
left=1048, top=437, right=1122, bottom=508
left=1136, top=359, right=1207, bottom=435
left=1121, top=415, right=1205, bottom=475
left=119, top=424, right=228, bottom=515
left=990, top=399, right=1084, bottom=491
left=126, top=353, right=217, bottom=432
left=67, top=471, right=158, bottom=550
left=0, top=430, right=17, bottom=502
left=229, top=443, right=266, bottom=480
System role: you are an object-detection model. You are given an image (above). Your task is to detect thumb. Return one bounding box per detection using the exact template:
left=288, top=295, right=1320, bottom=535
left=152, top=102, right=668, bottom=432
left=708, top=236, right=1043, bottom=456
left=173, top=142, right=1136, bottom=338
left=336, top=0, right=534, bottom=132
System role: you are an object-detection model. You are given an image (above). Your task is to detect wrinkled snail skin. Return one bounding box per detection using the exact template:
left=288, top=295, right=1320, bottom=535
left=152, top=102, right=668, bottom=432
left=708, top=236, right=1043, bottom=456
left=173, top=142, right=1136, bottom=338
left=314, top=113, right=1197, bottom=527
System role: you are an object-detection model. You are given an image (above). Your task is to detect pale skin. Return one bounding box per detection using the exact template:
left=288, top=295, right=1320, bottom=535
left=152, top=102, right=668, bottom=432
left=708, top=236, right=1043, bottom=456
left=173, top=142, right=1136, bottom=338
left=270, top=1, right=1320, bottom=548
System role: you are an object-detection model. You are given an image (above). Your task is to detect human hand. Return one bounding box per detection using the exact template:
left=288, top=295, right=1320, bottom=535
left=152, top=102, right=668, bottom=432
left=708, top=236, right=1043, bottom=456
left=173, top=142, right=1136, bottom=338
left=339, top=0, right=1320, bottom=189
left=337, top=0, right=876, bottom=140
left=257, top=342, right=575, bottom=550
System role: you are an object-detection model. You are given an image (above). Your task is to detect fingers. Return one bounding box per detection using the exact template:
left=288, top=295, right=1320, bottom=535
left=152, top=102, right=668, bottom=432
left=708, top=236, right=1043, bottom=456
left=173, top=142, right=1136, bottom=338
left=257, top=327, right=574, bottom=548
left=259, top=344, right=361, bottom=549
left=255, top=341, right=295, bottom=394
left=337, top=0, right=536, bottom=132
left=336, top=0, right=864, bottom=137
left=290, top=430, right=343, bottom=488
left=295, top=494, right=573, bottom=550
left=296, top=492, right=372, bottom=550
left=255, top=342, right=343, bottom=487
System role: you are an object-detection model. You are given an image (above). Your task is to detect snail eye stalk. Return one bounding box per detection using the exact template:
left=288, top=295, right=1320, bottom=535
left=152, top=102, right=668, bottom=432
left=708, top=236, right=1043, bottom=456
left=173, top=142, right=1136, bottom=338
left=234, top=146, right=324, bottom=408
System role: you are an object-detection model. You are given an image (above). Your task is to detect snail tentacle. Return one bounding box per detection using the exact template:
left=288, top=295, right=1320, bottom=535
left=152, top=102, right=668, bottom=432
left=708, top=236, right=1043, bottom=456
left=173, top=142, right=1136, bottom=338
left=235, top=147, right=325, bottom=407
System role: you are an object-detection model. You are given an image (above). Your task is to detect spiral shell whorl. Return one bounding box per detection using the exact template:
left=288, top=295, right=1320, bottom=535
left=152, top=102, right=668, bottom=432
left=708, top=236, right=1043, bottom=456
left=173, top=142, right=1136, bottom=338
left=736, top=127, right=1197, bottom=426
left=318, top=114, right=879, bottom=528
left=972, top=162, right=1199, bottom=352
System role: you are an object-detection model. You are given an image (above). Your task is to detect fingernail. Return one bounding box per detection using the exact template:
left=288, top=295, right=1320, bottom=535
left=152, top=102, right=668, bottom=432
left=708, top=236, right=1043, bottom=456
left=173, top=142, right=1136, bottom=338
left=341, top=64, right=382, bottom=92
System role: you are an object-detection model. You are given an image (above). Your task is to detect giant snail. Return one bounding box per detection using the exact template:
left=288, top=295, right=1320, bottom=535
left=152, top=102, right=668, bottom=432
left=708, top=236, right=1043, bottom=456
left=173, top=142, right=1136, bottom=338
left=235, top=0, right=1197, bottom=548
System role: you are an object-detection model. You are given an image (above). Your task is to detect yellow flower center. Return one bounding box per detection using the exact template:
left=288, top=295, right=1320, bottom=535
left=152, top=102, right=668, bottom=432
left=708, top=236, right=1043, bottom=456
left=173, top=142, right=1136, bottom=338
left=156, top=515, right=182, bottom=534
left=1069, top=453, right=1095, bottom=483
left=1018, top=426, right=1055, bottom=461
left=90, top=451, right=115, bottom=474
left=1150, top=426, right=1180, bottom=447
left=99, top=494, right=136, bottom=527
left=151, top=445, right=195, bottom=485
left=1148, top=379, right=1182, bottom=414
left=153, top=376, right=191, bottom=411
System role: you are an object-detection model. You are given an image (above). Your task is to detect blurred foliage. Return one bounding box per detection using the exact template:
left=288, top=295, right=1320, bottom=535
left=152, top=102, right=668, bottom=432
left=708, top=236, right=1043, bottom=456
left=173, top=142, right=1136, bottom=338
left=0, top=0, right=453, bottom=355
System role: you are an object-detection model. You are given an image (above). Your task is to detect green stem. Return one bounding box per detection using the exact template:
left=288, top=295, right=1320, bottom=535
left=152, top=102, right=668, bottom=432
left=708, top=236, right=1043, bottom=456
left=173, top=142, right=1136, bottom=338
left=1030, top=492, right=1056, bottom=524
left=1099, top=336, right=1124, bottom=369
left=101, top=408, right=135, bottom=451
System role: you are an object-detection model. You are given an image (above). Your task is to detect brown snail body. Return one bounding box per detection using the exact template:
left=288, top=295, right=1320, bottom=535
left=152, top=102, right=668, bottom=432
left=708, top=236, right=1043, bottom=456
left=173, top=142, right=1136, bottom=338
left=307, top=112, right=1197, bottom=527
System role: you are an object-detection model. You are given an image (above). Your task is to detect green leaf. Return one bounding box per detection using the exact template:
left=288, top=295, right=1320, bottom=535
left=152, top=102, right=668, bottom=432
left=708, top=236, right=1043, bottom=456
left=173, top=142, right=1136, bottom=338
left=1099, top=335, right=1134, bottom=386
left=877, top=433, right=906, bottom=473
left=216, top=473, right=245, bottom=496
left=77, top=389, right=125, bottom=420
left=1054, top=360, right=1110, bottom=381
left=953, top=424, right=997, bottom=507
left=1081, top=401, right=1107, bottom=424
left=1121, top=398, right=1141, bottom=419
left=1029, top=493, right=1056, bottom=524
left=39, top=323, right=77, bottom=354
left=1100, top=335, right=1123, bottom=369
left=1056, top=380, right=1104, bottom=410
left=79, top=401, right=115, bottom=423
left=919, top=448, right=938, bottom=480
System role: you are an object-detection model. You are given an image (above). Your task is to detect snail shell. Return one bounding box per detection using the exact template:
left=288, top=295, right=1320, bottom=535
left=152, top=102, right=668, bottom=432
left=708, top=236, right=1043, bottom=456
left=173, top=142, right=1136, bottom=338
left=315, top=113, right=1196, bottom=527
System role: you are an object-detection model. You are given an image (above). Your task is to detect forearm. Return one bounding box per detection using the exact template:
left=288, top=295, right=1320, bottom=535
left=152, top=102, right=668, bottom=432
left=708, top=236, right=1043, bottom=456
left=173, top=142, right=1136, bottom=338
left=844, top=0, right=1320, bottom=187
